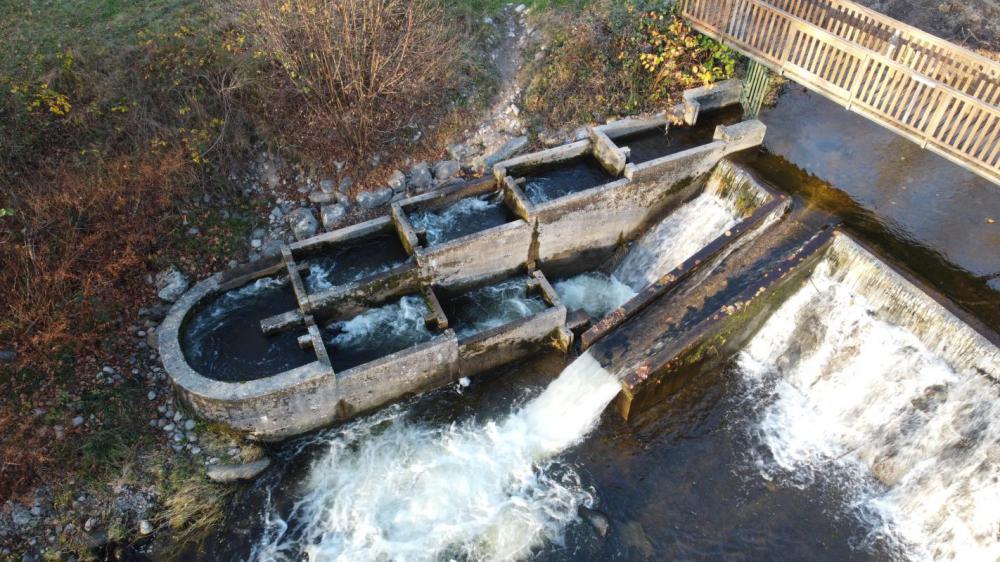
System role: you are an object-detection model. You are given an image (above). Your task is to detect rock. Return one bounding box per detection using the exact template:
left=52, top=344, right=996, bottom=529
left=259, top=239, right=283, bottom=258
left=11, top=505, right=31, bottom=527
left=409, top=161, right=433, bottom=191
left=83, top=518, right=97, bottom=533
left=0, top=350, right=16, bottom=364
left=147, top=391, right=156, bottom=401
left=154, top=267, right=189, bottom=303
left=479, top=136, right=529, bottom=170
left=250, top=239, right=263, bottom=249
left=184, top=419, right=196, bottom=431
left=356, top=188, right=393, bottom=210
left=338, top=176, right=353, bottom=194
left=163, top=423, right=175, bottom=432
left=447, top=143, right=473, bottom=161
left=139, top=520, right=153, bottom=535
left=308, top=190, right=338, bottom=205
left=206, top=458, right=272, bottom=483
left=287, top=208, right=318, bottom=241
left=72, top=416, right=84, bottom=427
left=146, top=329, right=159, bottom=350
left=988, top=277, right=1000, bottom=292
left=321, top=204, right=348, bottom=231
left=387, top=170, right=407, bottom=193
left=579, top=506, right=610, bottom=537
left=433, top=160, right=461, bottom=182
left=319, top=179, right=335, bottom=194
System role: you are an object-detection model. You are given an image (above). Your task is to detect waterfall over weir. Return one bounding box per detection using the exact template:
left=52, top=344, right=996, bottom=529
left=252, top=353, right=621, bottom=561
left=739, top=253, right=1000, bottom=561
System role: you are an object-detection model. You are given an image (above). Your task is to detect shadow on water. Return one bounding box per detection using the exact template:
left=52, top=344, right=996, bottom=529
left=742, top=87, right=1000, bottom=332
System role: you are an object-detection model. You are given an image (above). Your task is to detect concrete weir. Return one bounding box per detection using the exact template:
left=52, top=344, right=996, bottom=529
left=159, top=80, right=795, bottom=439
left=589, top=224, right=1000, bottom=420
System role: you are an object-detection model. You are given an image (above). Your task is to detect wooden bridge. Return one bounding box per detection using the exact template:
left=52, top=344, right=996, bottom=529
left=679, top=0, right=1000, bottom=185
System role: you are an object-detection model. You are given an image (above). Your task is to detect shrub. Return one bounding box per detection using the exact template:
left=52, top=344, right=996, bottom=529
left=245, top=0, right=460, bottom=156
left=523, top=0, right=736, bottom=129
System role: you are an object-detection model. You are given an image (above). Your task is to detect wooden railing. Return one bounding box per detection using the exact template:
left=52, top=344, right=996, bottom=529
left=679, top=0, right=1000, bottom=185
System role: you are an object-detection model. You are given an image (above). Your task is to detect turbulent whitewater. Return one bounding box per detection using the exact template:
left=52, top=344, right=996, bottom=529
left=614, top=191, right=739, bottom=291
left=252, top=352, right=621, bottom=562
left=554, top=190, right=739, bottom=318
left=739, top=258, right=1000, bottom=562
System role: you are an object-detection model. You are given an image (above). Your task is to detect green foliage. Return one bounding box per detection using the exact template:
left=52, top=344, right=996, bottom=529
left=633, top=6, right=737, bottom=100
left=523, top=0, right=736, bottom=128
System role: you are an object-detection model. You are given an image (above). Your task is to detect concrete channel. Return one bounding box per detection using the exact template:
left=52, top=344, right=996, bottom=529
left=158, top=79, right=1000, bottom=440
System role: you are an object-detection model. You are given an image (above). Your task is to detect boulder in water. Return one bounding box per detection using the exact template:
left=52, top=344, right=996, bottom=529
left=206, top=457, right=271, bottom=483
left=579, top=505, right=610, bottom=537
left=155, top=267, right=189, bottom=303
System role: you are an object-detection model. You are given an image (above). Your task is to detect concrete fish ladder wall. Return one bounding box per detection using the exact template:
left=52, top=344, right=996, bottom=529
left=160, top=81, right=776, bottom=439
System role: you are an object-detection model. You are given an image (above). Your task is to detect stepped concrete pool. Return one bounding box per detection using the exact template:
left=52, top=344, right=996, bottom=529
left=158, top=80, right=1000, bottom=561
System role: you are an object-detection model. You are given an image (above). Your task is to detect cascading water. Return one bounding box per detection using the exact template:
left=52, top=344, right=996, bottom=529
left=613, top=192, right=739, bottom=291
left=553, top=272, right=637, bottom=318
left=554, top=190, right=741, bottom=318
left=251, top=352, right=622, bottom=562
left=738, top=258, right=1000, bottom=561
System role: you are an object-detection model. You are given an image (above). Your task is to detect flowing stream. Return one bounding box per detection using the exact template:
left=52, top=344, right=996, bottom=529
left=251, top=352, right=621, bottom=561
left=739, top=259, right=1000, bottom=562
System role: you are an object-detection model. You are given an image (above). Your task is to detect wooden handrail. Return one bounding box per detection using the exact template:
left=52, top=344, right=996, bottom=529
left=680, top=0, right=1000, bottom=185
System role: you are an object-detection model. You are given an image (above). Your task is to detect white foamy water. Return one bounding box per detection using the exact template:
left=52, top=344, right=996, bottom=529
left=554, top=272, right=637, bottom=318
left=453, top=279, right=548, bottom=339
left=614, top=192, right=738, bottom=291
left=739, top=260, right=1000, bottom=561
left=410, top=194, right=502, bottom=246
left=326, top=295, right=431, bottom=350
left=252, top=352, right=621, bottom=562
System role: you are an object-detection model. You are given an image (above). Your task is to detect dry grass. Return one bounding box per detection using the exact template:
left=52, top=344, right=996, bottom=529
left=245, top=0, right=460, bottom=157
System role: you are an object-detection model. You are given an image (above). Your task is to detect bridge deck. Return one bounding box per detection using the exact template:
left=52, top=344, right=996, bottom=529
left=680, top=0, right=1000, bottom=185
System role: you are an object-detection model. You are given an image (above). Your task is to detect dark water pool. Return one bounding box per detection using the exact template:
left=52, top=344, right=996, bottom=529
left=409, top=192, right=516, bottom=246
left=618, top=106, right=744, bottom=164
left=180, top=277, right=313, bottom=382
left=302, top=232, right=410, bottom=293
left=520, top=155, right=615, bottom=205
